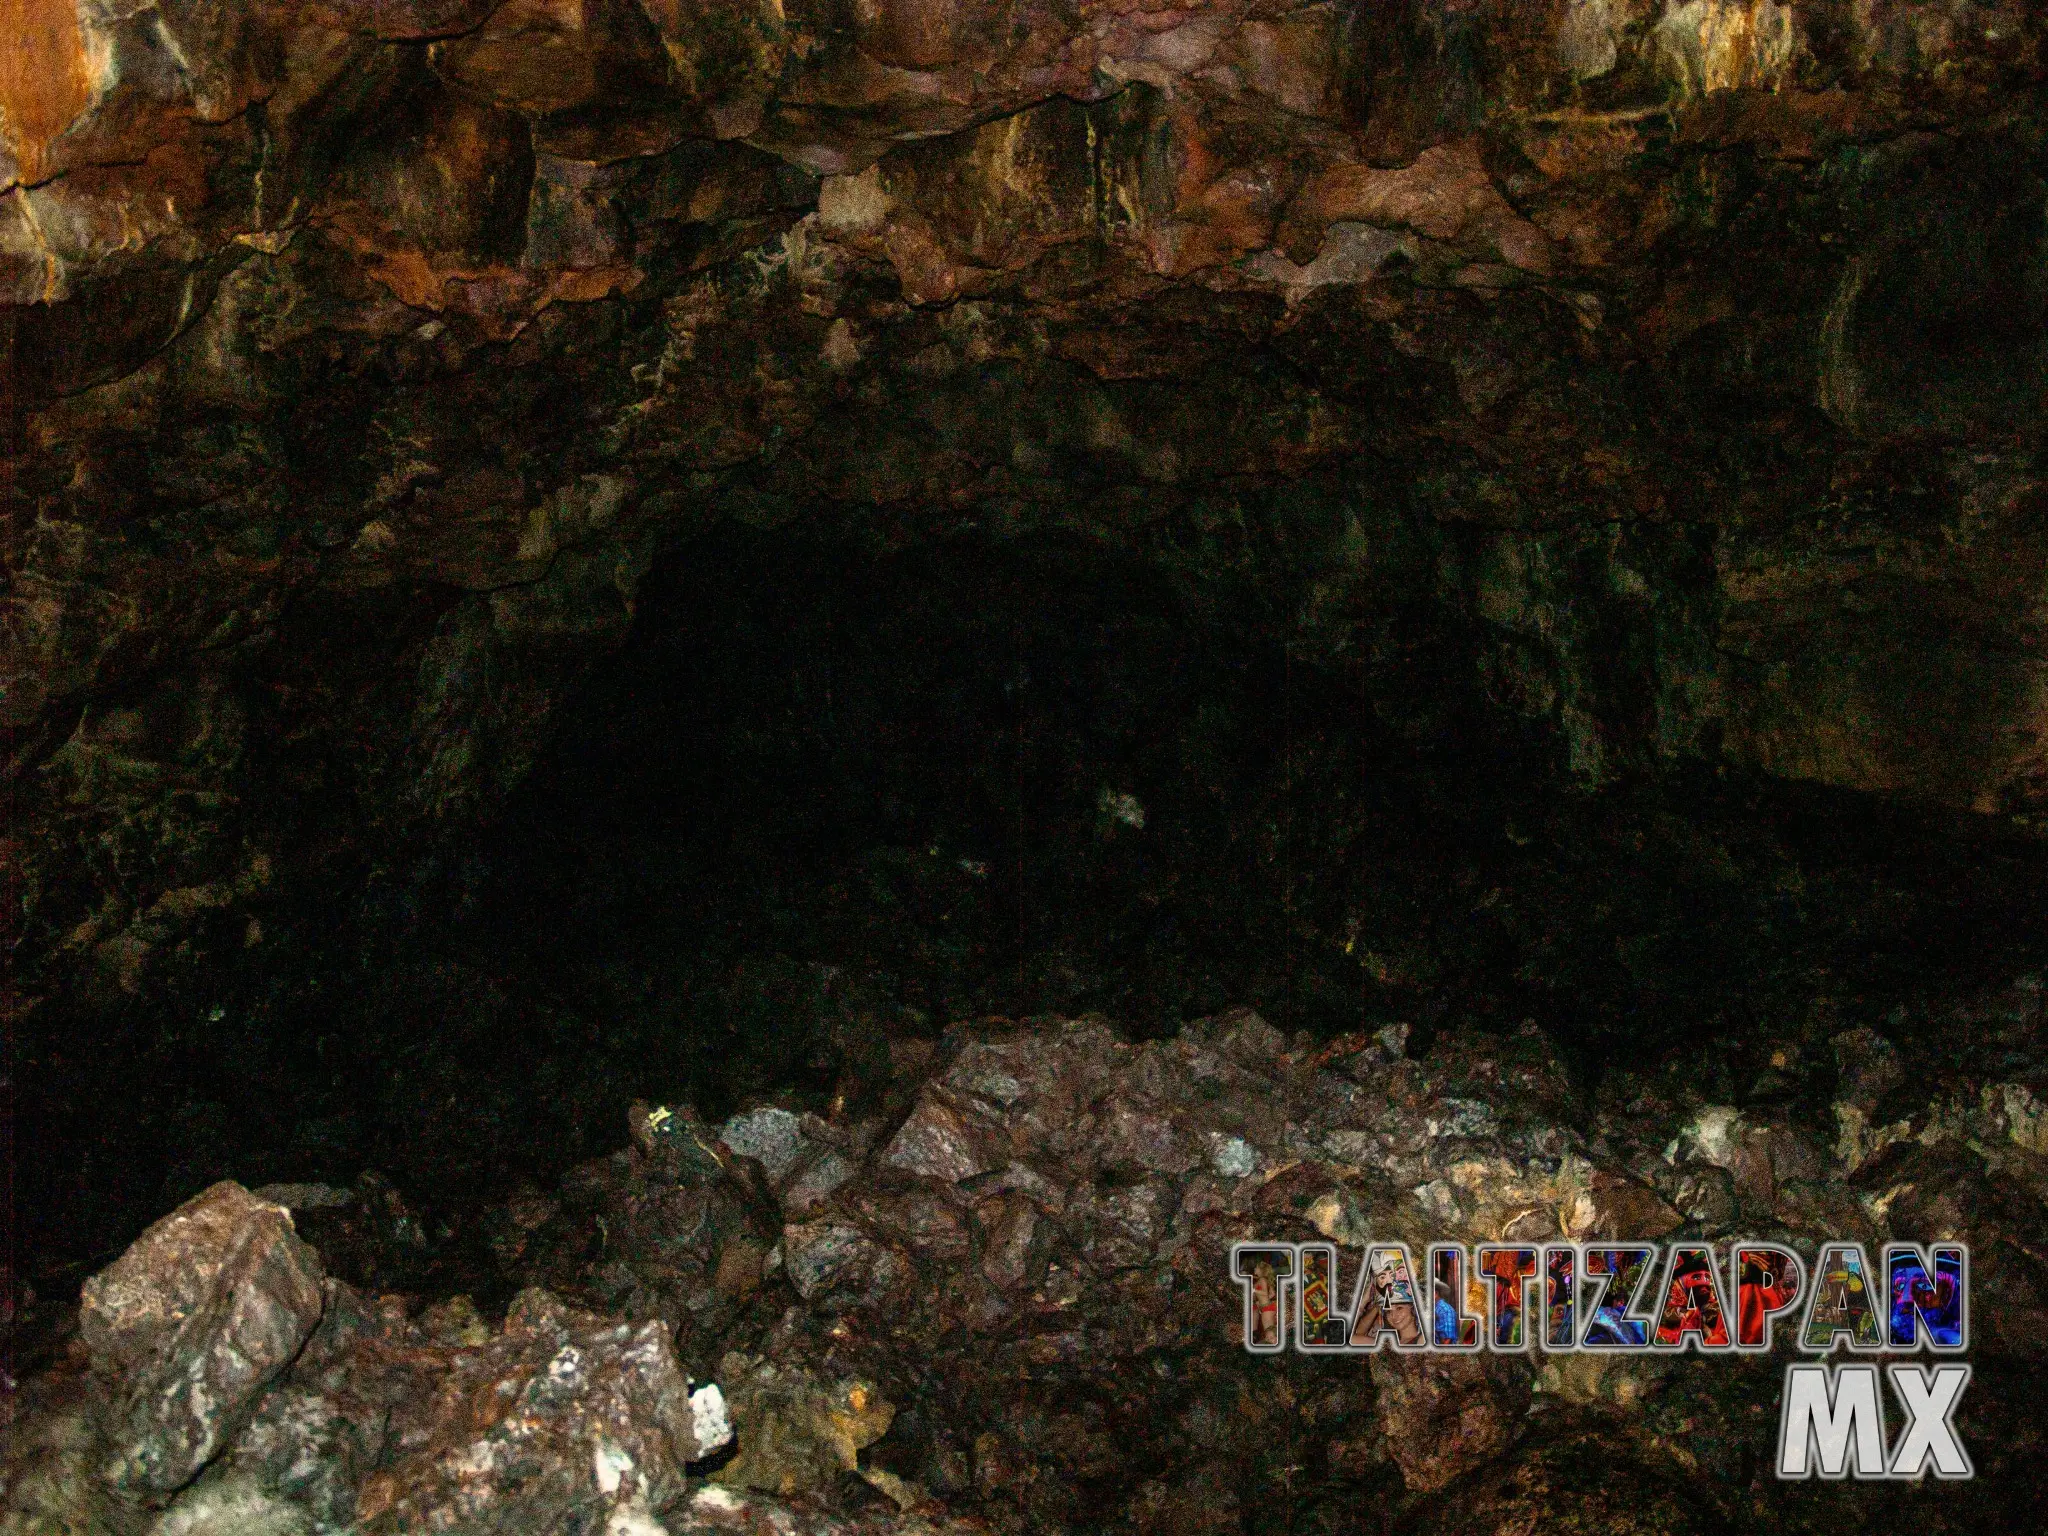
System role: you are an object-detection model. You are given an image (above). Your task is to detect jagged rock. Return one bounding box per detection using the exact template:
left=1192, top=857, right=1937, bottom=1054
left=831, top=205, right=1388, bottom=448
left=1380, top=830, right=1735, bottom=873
left=205, top=1281, right=425, bottom=1531
left=1369, top=1351, right=1532, bottom=1496
left=720, top=1106, right=811, bottom=1181
left=1557, top=1166, right=1682, bottom=1245
left=1394, top=1411, right=1719, bottom=1536
left=352, top=1287, right=720, bottom=1535
left=880, top=1088, right=1008, bottom=1185
left=516, top=1105, right=782, bottom=1365
left=19, top=980, right=2048, bottom=1535
left=50, top=1267, right=735, bottom=1536
left=709, top=1354, right=895, bottom=1499
left=1830, top=1027, right=1912, bottom=1173
left=782, top=1221, right=890, bottom=1304
left=496, top=1009, right=1724, bottom=1528
left=78, top=1182, right=327, bottom=1497
left=1663, top=1104, right=1826, bottom=1223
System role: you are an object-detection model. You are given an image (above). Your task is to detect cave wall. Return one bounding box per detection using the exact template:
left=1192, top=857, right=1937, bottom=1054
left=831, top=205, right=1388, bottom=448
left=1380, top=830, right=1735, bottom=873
left=3, top=1, right=2046, bottom=1031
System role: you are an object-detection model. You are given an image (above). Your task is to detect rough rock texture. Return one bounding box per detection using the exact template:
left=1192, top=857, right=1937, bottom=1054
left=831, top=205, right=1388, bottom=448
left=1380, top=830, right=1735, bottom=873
left=9, top=1180, right=736, bottom=1536
left=1368, top=1351, right=1529, bottom=1497
left=457, top=1000, right=2048, bottom=1530
left=1391, top=1411, right=1726, bottom=1536
left=6, top=2, right=2046, bottom=987
left=11, top=994, right=2048, bottom=1533
left=708, top=1353, right=896, bottom=1500
left=7, top=1, right=2048, bottom=1274
left=352, top=1286, right=715, bottom=1535
left=7, top=8, right=2048, bottom=1531
left=78, top=1181, right=326, bottom=1495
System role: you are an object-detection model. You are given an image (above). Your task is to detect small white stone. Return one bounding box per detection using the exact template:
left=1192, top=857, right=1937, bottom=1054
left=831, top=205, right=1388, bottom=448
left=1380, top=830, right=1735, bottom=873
left=592, top=1440, right=634, bottom=1496
left=603, top=1497, right=669, bottom=1536
left=689, top=1382, right=733, bottom=1457
left=1206, top=1133, right=1257, bottom=1178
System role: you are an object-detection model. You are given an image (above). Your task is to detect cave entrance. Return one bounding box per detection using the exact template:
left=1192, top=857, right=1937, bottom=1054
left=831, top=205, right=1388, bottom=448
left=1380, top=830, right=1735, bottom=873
left=322, top=519, right=1475, bottom=1249
left=22, top=518, right=2048, bottom=1301
left=24, top=516, right=1473, bottom=1286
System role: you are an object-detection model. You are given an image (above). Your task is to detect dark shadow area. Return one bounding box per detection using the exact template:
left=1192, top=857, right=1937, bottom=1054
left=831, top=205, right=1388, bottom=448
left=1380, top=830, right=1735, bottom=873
left=20, top=523, right=2048, bottom=1296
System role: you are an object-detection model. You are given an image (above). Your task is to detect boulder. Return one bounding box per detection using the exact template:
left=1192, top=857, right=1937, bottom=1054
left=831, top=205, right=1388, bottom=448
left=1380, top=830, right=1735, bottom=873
left=353, top=1287, right=725, bottom=1535
left=79, top=1182, right=326, bottom=1496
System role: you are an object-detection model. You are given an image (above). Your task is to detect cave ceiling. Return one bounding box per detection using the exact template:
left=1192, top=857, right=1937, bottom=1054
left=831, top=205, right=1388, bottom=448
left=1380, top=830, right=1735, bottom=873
left=2, top=1, right=2046, bottom=1002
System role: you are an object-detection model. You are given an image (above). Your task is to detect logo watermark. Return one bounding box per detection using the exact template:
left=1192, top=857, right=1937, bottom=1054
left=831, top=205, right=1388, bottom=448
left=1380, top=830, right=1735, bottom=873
left=1230, top=1239, right=1970, bottom=1480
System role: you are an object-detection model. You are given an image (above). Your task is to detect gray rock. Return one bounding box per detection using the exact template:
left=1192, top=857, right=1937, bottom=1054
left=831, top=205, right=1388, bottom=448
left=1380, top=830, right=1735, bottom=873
left=719, top=1107, right=808, bottom=1181
left=1094, top=1095, right=1197, bottom=1176
left=215, top=1281, right=408, bottom=1531
left=780, top=1149, right=857, bottom=1212
left=781, top=1222, right=883, bottom=1301
left=80, top=1182, right=327, bottom=1496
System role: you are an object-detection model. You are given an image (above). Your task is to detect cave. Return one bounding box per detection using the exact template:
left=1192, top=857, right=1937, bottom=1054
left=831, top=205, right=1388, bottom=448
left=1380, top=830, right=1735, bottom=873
left=5, top=5, right=2048, bottom=1535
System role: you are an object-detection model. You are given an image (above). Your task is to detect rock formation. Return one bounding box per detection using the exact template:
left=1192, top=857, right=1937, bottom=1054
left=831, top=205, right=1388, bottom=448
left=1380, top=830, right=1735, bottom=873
left=5, top=5, right=2047, bottom=1531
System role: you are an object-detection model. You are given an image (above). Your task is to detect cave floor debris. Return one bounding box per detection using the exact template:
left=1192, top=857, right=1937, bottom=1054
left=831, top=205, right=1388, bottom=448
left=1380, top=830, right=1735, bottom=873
left=8, top=995, right=2047, bottom=1535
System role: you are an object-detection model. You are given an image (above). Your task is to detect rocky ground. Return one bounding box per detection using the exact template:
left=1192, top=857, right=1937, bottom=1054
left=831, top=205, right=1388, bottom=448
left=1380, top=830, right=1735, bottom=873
left=8, top=989, right=2048, bottom=1534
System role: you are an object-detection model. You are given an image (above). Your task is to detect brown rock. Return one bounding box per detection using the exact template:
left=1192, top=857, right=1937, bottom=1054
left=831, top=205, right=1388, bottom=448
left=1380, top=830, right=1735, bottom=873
left=882, top=1086, right=1007, bottom=1184
left=355, top=1287, right=709, bottom=1535
left=1094, top=1093, right=1199, bottom=1176
left=1395, top=1410, right=1719, bottom=1536
left=215, top=1279, right=419, bottom=1529
left=1563, top=1167, right=1683, bottom=1243
left=79, top=1181, right=327, bottom=1495
left=1279, top=139, right=1555, bottom=274
left=974, top=1192, right=1045, bottom=1293
left=1368, top=1349, right=1531, bottom=1494
left=0, top=0, right=96, bottom=186
left=709, top=1353, right=894, bottom=1500
left=636, top=0, right=789, bottom=140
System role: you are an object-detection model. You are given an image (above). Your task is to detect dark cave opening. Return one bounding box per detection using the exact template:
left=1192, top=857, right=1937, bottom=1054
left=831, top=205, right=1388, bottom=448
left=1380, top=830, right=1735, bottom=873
left=21, top=521, right=2048, bottom=1306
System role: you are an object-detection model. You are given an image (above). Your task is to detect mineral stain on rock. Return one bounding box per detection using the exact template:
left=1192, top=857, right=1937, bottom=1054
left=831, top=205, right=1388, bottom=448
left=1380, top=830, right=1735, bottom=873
left=0, top=0, right=95, bottom=188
